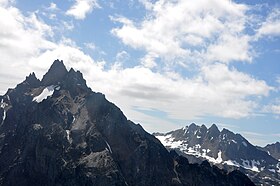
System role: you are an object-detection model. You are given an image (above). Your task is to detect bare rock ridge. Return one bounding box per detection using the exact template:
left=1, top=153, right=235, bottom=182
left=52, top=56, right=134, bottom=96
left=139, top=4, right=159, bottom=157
left=154, top=124, right=280, bottom=185
left=0, top=60, right=255, bottom=186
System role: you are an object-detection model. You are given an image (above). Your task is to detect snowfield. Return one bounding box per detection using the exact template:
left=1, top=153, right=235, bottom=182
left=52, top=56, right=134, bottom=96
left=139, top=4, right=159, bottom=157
left=33, top=85, right=57, bottom=103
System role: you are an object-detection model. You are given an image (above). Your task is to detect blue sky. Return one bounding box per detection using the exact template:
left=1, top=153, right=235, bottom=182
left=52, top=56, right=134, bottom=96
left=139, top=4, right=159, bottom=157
left=0, top=0, right=279, bottom=146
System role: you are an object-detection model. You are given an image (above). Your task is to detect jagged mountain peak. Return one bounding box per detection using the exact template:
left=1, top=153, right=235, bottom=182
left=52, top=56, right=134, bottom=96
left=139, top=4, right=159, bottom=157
left=201, top=124, right=207, bottom=130
left=24, top=72, right=40, bottom=87
left=263, top=141, right=280, bottom=160
left=0, top=60, right=256, bottom=186
left=209, top=123, right=220, bottom=132
left=41, top=59, right=68, bottom=86
left=189, top=122, right=197, bottom=129
left=220, top=128, right=234, bottom=136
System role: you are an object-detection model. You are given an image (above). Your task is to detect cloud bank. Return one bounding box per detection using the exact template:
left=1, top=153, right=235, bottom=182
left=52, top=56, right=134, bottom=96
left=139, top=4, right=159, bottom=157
left=0, top=0, right=279, bottom=135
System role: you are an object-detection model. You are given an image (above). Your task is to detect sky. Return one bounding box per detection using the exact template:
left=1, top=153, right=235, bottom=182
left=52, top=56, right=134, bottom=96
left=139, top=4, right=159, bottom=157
left=0, top=0, right=279, bottom=146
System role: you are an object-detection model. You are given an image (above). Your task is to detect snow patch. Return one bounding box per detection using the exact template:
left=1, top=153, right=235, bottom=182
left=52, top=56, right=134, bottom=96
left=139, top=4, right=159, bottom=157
left=268, top=169, right=276, bottom=173
left=155, top=134, right=260, bottom=172
left=66, top=130, right=70, bottom=140
left=33, top=124, right=43, bottom=130
left=224, top=160, right=240, bottom=167
left=33, top=85, right=56, bottom=103
left=183, top=126, right=188, bottom=135
left=231, top=140, right=237, bottom=144
left=242, top=141, right=248, bottom=147
left=105, top=140, right=112, bottom=153
left=216, top=151, right=223, bottom=163
left=155, top=134, right=224, bottom=164
left=1, top=99, right=8, bottom=123
left=72, top=116, right=75, bottom=123
left=277, top=162, right=280, bottom=173
left=0, top=99, right=8, bottom=108
left=201, top=150, right=223, bottom=164
left=224, top=159, right=260, bottom=172
left=156, top=134, right=184, bottom=149
left=2, top=110, right=6, bottom=122
left=241, top=159, right=260, bottom=172
left=65, top=130, right=72, bottom=143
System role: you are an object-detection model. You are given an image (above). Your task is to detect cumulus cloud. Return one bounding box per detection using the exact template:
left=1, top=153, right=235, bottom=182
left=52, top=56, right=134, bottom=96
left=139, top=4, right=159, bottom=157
left=0, top=4, right=55, bottom=91
left=107, top=0, right=275, bottom=130
left=0, top=0, right=276, bottom=134
left=112, top=0, right=251, bottom=66
left=0, top=0, right=13, bottom=7
left=66, top=0, right=100, bottom=20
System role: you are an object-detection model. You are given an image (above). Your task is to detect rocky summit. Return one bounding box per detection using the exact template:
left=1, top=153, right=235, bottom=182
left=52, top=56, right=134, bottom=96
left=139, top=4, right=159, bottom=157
left=154, top=124, right=280, bottom=186
left=0, top=60, right=255, bottom=186
left=262, top=142, right=280, bottom=161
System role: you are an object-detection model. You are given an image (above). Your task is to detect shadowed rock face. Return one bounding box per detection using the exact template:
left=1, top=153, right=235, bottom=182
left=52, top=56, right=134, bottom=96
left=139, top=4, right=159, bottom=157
left=0, top=60, right=255, bottom=186
left=263, top=142, right=280, bottom=160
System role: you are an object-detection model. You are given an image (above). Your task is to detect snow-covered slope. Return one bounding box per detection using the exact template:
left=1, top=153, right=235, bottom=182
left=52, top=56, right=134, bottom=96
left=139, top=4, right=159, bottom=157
left=154, top=123, right=280, bottom=185
left=32, top=85, right=59, bottom=103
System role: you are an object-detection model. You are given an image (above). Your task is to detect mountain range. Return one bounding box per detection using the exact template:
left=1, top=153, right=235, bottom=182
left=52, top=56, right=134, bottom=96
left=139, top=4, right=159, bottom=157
left=154, top=123, right=280, bottom=186
left=0, top=60, right=255, bottom=186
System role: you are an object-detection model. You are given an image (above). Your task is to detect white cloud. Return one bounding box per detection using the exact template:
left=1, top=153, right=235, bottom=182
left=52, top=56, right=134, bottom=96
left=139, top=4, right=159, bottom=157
left=0, top=0, right=13, bottom=7
left=269, top=104, right=280, bottom=114
left=206, top=34, right=252, bottom=63
left=116, top=50, right=130, bottom=63
left=0, top=0, right=276, bottom=137
left=276, top=76, right=280, bottom=85
left=66, top=0, right=100, bottom=20
left=108, top=0, right=274, bottom=127
left=0, top=4, right=55, bottom=92
left=140, top=53, right=157, bottom=68
left=77, top=63, right=271, bottom=125
left=48, top=2, right=58, bottom=11
left=263, top=99, right=280, bottom=116
left=84, top=42, right=96, bottom=50
left=112, top=0, right=251, bottom=66
left=256, top=8, right=280, bottom=38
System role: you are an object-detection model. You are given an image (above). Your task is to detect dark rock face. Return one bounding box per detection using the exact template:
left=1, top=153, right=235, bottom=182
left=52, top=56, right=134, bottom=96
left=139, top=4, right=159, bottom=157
left=0, top=60, right=255, bottom=186
left=170, top=151, right=254, bottom=186
left=154, top=124, right=280, bottom=186
left=41, top=59, right=68, bottom=86
left=263, top=142, right=280, bottom=160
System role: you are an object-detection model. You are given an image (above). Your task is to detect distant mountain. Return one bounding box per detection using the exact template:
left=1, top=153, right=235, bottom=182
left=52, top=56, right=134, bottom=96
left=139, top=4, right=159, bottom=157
left=154, top=123, right=280, bottom=186
left=263, top=142, right=280, bottom=160
left=0, top=60, right=255, bottom=186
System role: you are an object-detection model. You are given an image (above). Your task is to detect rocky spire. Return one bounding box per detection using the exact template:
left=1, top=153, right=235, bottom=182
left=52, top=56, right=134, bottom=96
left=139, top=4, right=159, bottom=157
left=24, top=72, right=40, bottom=87
left=41, top=59, right=68, bottom=86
